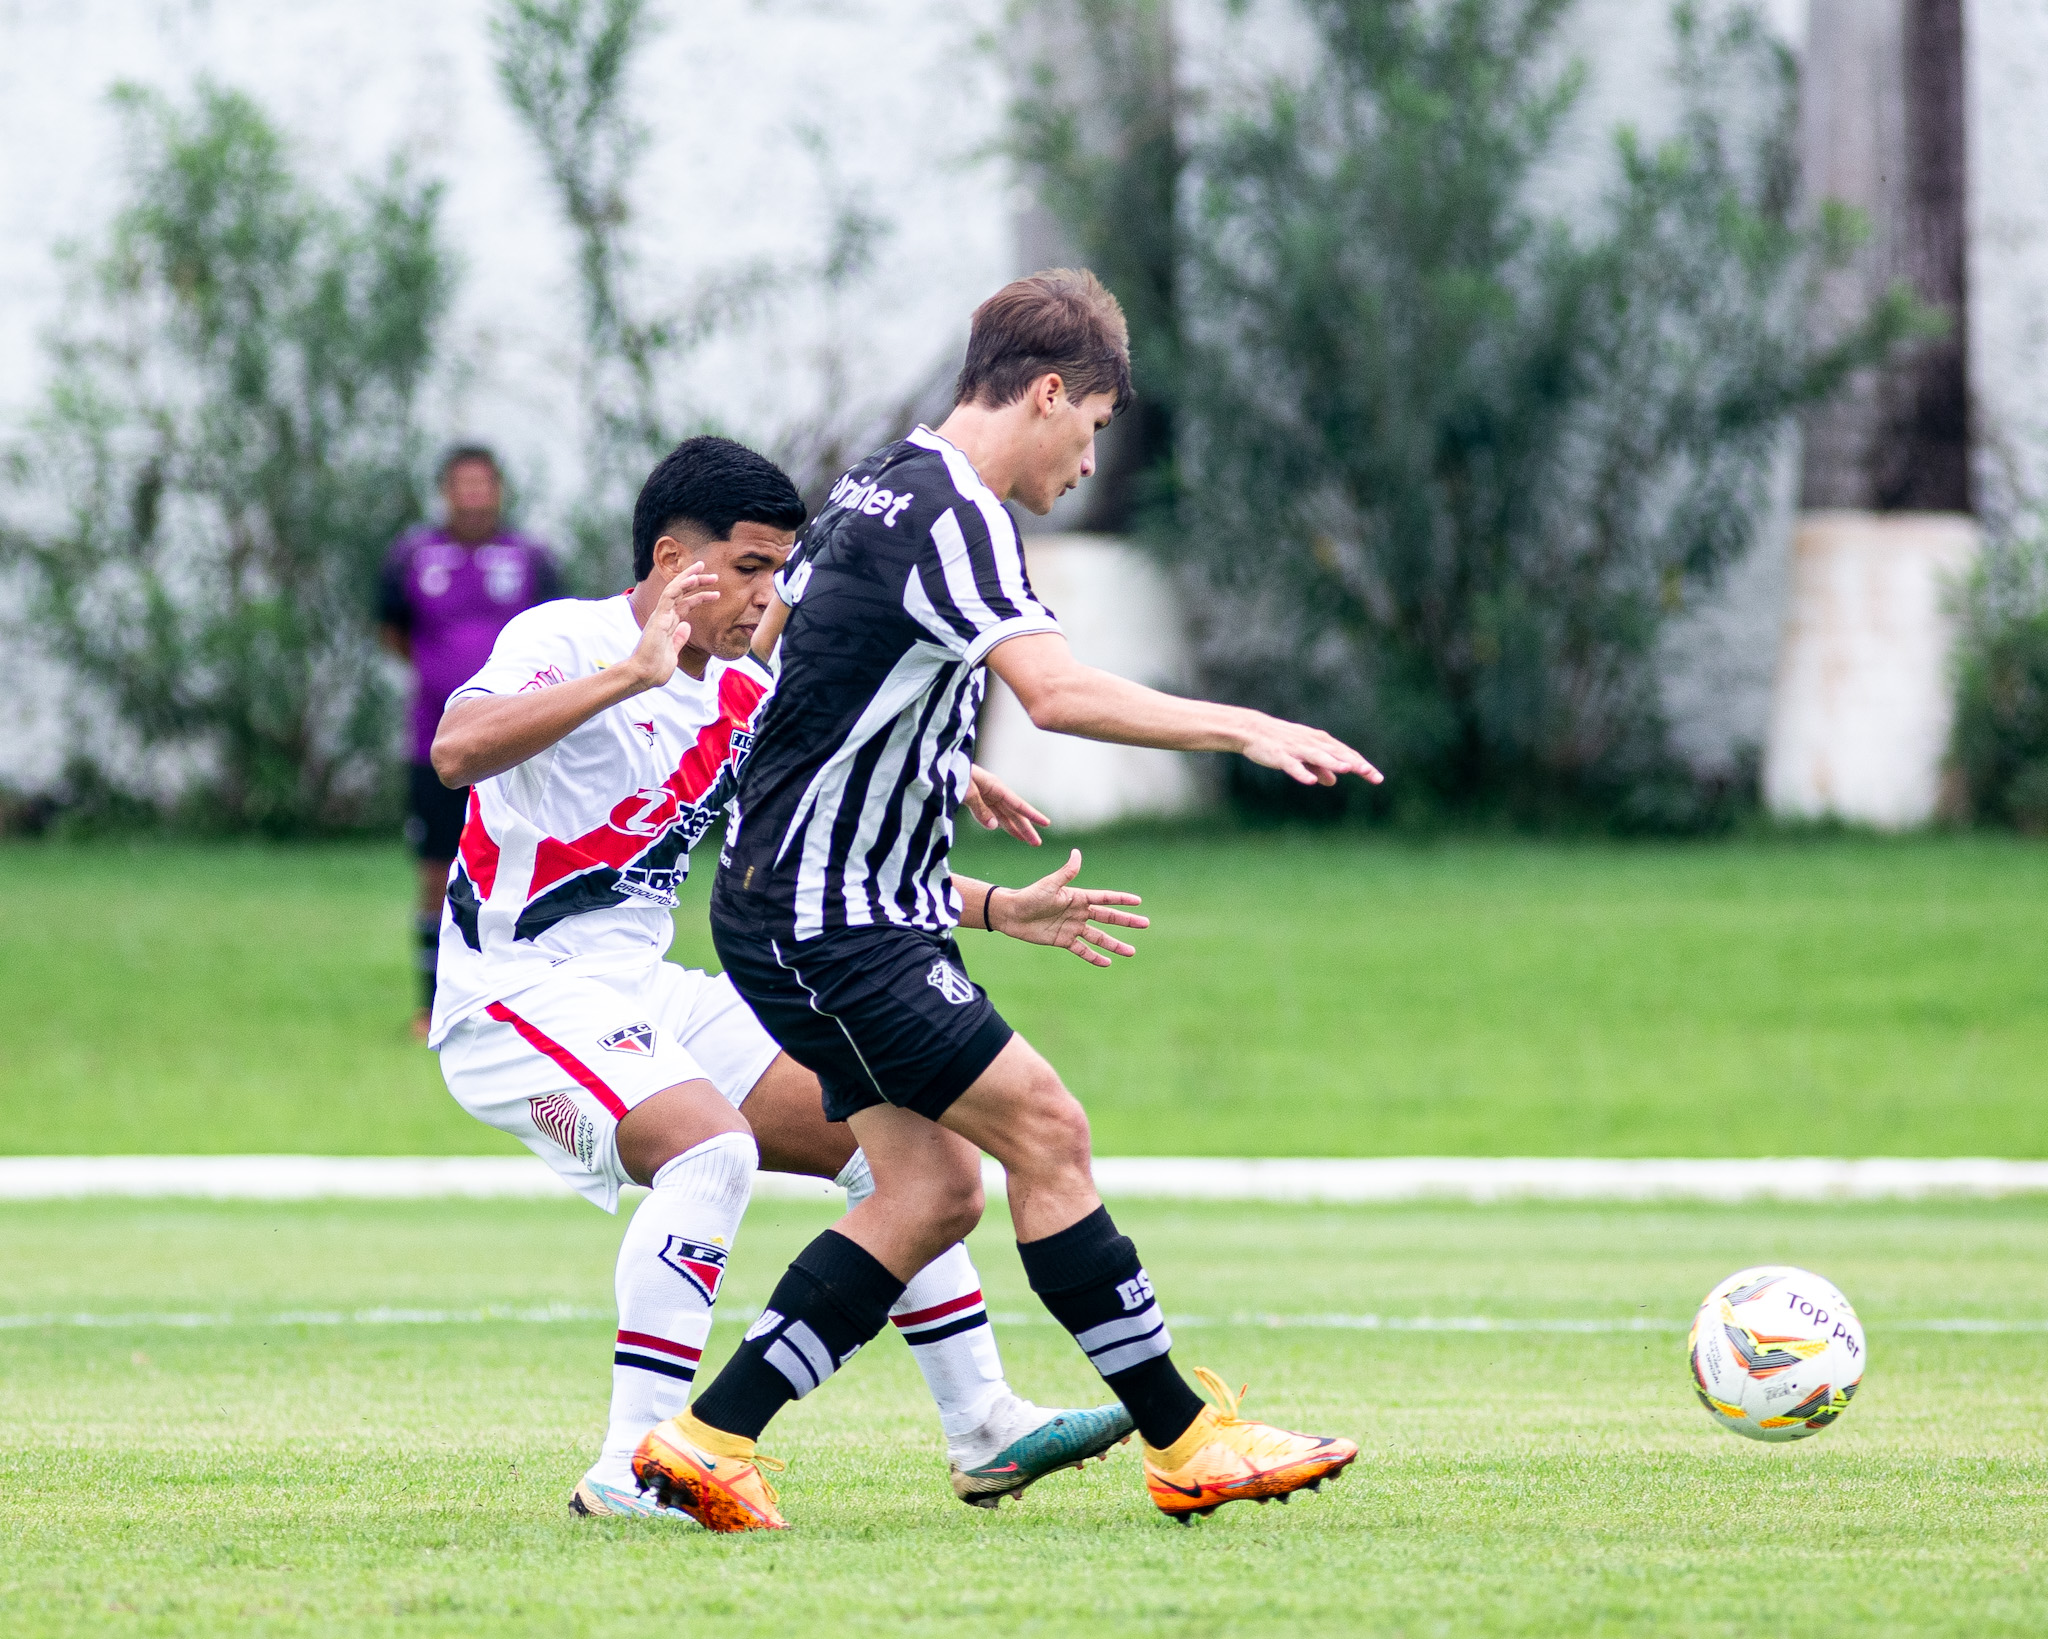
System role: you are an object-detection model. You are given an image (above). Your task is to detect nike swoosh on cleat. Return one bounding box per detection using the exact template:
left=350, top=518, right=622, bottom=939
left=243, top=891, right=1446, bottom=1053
left=1155, top=1478, right=1207, bottom=1499
left=974, top=1464, right=1021, bottom=1475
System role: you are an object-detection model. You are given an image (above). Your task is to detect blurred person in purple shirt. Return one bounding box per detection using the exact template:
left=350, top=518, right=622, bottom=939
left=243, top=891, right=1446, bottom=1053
left=378, top=445, right=562, bottom=1035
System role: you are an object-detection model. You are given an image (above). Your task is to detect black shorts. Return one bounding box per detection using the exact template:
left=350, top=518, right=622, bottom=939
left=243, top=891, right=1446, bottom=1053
left=709, top=913, right=1014, bottom=1124
left=404, top=762, right=469, bottom=862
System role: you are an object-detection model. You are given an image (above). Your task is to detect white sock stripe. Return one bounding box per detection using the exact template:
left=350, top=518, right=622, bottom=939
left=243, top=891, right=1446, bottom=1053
left=1087, top=1326, right=1173, bottom=1377
left=764, top=1337, right=822, bottom=1397
left=784, top=1318, right=836, bottom=1384
left=1074, top=1305, right=1164, bottom=1353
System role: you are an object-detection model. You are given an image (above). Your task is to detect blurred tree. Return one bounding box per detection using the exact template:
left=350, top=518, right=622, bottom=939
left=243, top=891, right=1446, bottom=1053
left=491, top=0, right=900, bottom=567
left=1, top=83, right=449, bottom=834
left=1010, top=0, right=1182, bottom=530
left=1950, top=526, right=2048, bottom=832
left=1014, top=0, right=1932, bottom=826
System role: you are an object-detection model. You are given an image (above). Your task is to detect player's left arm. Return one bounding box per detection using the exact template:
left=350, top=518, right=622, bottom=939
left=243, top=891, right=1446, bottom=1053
left=952, top=849, right=1147, bottom=969
left=987, top=630, right=1383, bottom=788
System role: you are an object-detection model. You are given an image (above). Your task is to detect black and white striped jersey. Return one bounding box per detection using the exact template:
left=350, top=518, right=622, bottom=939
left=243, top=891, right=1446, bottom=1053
left=713, top=425, right=1060, bottom=940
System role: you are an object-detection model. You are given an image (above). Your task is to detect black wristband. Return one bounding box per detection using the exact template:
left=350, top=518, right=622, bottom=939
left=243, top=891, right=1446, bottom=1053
left=982, top=884, right=998, bottom=931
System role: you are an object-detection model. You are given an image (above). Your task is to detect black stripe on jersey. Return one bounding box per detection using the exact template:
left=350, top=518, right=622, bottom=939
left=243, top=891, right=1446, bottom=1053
left=718, top=428, right=1060, bottom=941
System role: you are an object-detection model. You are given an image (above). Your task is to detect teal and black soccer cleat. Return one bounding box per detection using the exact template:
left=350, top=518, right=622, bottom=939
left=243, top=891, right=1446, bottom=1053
left=947, top=1396, right=1136, bottom=1508
left=569, top=1475, right=694, bottom=1520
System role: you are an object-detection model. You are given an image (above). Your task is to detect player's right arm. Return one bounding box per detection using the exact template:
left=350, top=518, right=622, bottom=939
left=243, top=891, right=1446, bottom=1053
left=430, top=567, right=718, bottom=788
left=986, top=631, right=1383, bottom=789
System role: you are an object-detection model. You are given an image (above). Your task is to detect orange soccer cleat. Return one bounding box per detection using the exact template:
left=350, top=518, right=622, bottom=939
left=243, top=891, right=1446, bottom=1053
left=631, top=1411, right=788, bottom=1532
left=1142, top=1368, right=1359, bottom=1522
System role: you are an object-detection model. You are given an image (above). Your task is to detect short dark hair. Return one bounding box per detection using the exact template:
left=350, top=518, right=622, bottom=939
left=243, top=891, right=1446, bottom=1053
left=631, top=436, right=807, bottom=580
left=437, top=444, right=501, bottom=483
left=953, top=268, right=1132, bottom=415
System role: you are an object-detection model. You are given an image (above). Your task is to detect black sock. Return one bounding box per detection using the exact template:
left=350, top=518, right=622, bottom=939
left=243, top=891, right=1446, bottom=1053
left=690, top=1230, right=905, bottom=1441
left=1017, top=1206, right=1206, bottom=1449
left=415, top=914, right=439, bottom=1013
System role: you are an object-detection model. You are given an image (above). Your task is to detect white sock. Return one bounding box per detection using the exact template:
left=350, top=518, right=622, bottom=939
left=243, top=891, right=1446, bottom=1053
left=838, top=1149, right=1008, bottom=1440
left=590, top=1130, right=757, bottom=1488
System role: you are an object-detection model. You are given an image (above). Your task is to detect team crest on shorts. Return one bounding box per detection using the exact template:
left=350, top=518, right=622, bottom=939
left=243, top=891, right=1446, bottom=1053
left=658, top=1235, right=729, bottom=1302
left=926, top=958, right=974, bottom=1006
left=529, top=1093, right=598, bottom=1167
left=599, top=1021, right=657, bottom=1056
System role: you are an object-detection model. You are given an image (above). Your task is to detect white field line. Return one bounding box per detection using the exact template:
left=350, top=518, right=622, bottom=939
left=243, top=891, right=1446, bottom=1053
left=2, top=1307, right=2042, bottom=1334
left=6, top=1155, right=2048, bottom=1202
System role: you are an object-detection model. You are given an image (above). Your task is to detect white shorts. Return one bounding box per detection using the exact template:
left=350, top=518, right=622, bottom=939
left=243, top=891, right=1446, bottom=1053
left=437, top=963, right=781, bottom=1212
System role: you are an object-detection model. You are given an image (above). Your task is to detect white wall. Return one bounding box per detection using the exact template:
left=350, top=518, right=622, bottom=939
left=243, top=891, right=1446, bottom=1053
left=0, top=0, right=1016, bottom=787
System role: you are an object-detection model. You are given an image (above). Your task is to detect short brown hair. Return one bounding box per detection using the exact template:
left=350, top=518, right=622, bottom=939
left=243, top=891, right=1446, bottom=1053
left=953, top=268, right=1132, bottom=415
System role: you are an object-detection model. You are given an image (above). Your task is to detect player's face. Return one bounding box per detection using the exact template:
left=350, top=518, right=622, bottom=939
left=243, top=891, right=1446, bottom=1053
left=667, top=521, right=796, bottom=660
left=441, top=459, right=502, bottom=529
left=1013, top=385, right=1118, bottom=516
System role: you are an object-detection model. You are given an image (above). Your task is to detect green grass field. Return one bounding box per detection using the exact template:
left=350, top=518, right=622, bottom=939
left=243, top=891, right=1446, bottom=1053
left=2, top=830, right=2045, bottom=1156
left=5, top=1193, right=2046, bottom=1636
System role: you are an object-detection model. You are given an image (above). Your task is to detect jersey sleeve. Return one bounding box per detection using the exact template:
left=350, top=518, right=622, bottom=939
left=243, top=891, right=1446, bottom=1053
left=905, top=497, right=1061, bottom=666
left=447, top=604, right=582, bottom=703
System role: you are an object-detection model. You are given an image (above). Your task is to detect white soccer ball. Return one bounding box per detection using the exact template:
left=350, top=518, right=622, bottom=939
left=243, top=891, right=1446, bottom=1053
left=1687, top=1265, right=1866, bottom=1442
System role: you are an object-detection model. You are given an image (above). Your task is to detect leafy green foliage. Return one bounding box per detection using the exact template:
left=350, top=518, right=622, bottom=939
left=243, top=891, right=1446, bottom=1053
left=1014, top=1, right=1931, bottom=826
left=1951, top=526, right=2048, bottom=831
left=1, top=84, right=449, bottom=833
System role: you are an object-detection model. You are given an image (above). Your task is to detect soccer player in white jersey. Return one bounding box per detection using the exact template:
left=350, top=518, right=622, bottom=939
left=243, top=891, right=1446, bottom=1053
left=427, top=436, right=1139, bottom=1517
left=635, top=272, right=1380, bottom=1530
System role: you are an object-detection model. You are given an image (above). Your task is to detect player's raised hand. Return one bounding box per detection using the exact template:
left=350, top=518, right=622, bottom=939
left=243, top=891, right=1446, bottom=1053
left=990, top=848, right=1148, bottom=968
left=628, top=562, right=721, bottom=690
left=1241, top=714, right=1383, bottom=787
left=965, top=764, right=1051, bottom=847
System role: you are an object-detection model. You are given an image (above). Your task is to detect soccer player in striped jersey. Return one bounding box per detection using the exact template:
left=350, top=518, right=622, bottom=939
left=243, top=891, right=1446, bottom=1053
left=427, top=436, right=1133, bottom=1518
left=636, top=271, right=1379, bottom=1530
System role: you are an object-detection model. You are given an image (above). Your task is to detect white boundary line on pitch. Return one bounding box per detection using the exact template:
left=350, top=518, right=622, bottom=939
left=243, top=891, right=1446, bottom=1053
left=3, top=1307, right=2041, bottom=1334
left=5, top=1155, right=2048, bottom=1202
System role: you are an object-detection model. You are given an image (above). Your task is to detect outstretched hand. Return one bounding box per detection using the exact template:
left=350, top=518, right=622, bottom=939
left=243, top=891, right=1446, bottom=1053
left=965, top=765, right=1051, bottom=847
left=627, top=562, right=720, bottom=691
left=990, top=848, right=1148, bottom=968
left=1241, top=714, right=1384, bottom=787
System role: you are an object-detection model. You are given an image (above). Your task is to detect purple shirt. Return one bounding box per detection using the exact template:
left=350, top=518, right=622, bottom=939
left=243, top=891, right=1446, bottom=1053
left=379, top=526, right=562, bottom=762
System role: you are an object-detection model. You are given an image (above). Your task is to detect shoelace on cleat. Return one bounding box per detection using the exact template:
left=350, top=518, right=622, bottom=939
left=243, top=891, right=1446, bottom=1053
left=730, top=1448, right=786, bottom=1509
left=1189, top=1367, right=1321, bottom=1467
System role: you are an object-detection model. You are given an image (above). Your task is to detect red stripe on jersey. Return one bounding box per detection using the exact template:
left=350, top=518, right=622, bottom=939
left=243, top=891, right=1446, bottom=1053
left=484, top=1002, right=629, bottom=1119
left=458, top=790, right=500, bottom=896
left=891, top=1289, right=986, bottom=1329
left=523, top=664, right=773, bottom=899
left=615, top=1330, right=704, bottom=1362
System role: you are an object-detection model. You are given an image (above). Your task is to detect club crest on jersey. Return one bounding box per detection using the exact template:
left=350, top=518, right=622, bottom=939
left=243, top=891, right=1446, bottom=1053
left=630, top=718, right=657, bottom=746
left=598, top=1022, right=657, bottom=1056
left=926, top=959, right=975, bottom=1006
left=658, top=1235, right=729, bottom=1303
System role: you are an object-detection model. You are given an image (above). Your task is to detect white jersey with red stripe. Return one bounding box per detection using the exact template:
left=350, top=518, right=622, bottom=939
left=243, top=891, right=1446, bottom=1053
left=425, top=593, right=772, bottom=1048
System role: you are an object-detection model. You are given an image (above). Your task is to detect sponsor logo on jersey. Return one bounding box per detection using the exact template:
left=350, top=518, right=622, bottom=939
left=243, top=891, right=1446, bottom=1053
left=615, top=864, right=683, bottom=906
left=518, top=664, right=568, bottom=692
left=612, top=786, right=678, bottom=837
left=630, top=719, right=657, bottom=745
left=826, top=472, right=917, bottom=527
left=657, top=1235, right=729, bottom=1303
left=926, top=958, right=975, bottom=1005
left=598, top=1022, right=657, bottom=1056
